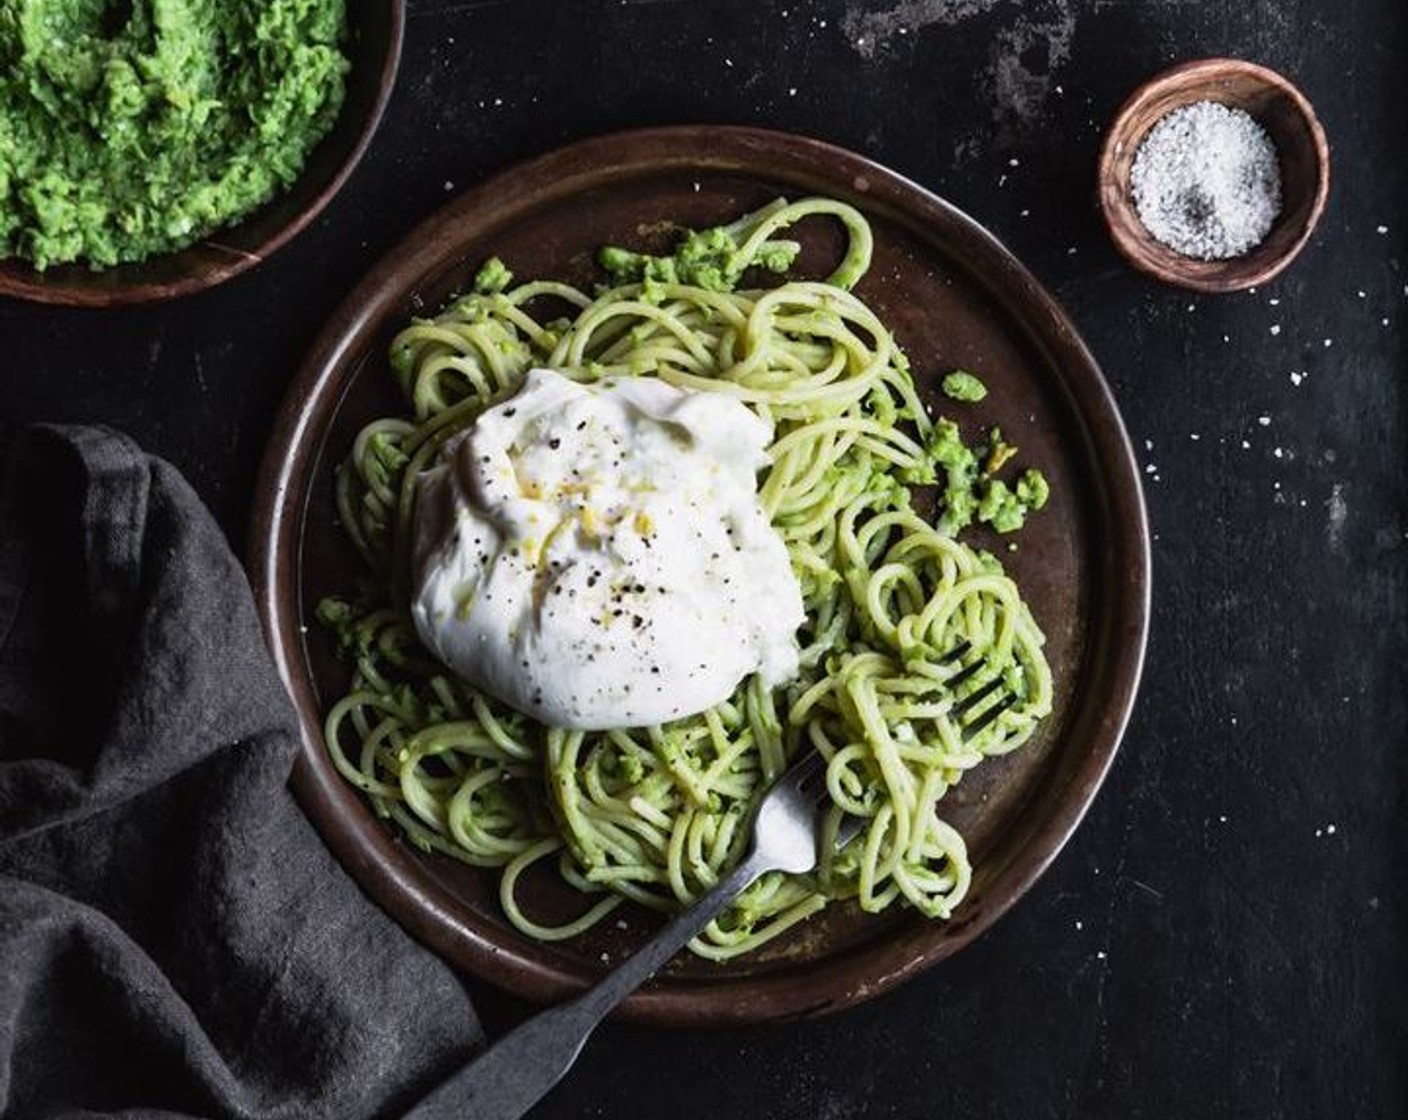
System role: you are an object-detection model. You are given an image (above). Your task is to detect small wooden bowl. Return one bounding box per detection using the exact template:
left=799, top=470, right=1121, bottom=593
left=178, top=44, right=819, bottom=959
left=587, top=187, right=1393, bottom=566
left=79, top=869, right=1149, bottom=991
left=1098, top=58, right=1330, bottom=293
left=0, top=0, right=404, bottom=308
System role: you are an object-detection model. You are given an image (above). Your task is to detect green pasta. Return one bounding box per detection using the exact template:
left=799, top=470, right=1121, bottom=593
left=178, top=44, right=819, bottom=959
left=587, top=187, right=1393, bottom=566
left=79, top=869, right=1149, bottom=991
left=319, top=199, right=1052, bottom=959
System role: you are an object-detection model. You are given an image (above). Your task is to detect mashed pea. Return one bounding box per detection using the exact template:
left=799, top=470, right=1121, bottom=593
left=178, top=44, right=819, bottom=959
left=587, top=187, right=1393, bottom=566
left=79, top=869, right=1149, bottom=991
left=0, top=0, right=349, bottom=270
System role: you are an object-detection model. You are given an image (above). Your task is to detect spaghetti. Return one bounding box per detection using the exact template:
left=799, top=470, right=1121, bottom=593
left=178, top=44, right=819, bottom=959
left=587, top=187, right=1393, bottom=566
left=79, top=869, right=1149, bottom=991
left=319, top=198, right=1052, bottom=959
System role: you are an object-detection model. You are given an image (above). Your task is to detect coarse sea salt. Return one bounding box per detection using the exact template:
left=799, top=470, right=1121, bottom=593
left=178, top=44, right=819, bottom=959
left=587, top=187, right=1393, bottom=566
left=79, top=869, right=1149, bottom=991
left=1130, top=100, right=1282, bottom=261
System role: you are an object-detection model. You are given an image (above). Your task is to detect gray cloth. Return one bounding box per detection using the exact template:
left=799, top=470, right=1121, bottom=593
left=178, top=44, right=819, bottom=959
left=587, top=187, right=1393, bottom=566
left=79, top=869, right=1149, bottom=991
left=0, top=425, right=482, bottom=1119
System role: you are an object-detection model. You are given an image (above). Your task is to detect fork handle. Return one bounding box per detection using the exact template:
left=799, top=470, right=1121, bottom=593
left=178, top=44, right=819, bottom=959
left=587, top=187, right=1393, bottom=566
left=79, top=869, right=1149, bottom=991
left=400, top=847, right=772, bottom=1120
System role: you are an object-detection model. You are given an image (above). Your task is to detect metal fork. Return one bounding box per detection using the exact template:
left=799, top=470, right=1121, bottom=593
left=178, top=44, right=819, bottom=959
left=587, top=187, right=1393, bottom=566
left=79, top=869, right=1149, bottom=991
left=401, top=651, right=1013, bottom=1120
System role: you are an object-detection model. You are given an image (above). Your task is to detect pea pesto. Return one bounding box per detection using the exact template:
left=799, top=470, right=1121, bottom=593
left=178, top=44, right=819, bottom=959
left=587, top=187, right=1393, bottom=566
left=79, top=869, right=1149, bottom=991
left=941, top=369, right=988, bottom=402
left=0, top=0, right=350, bottom=270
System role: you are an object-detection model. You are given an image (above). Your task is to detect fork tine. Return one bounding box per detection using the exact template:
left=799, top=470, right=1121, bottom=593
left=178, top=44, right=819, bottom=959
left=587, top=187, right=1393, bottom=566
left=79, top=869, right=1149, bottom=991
left=940, top=640, right=972, bottom=664
left=833, top=808, right=868, bottom=851
left=952, top=674, right=1004, bottom=716
left=784, top=747, right=828, bottom=792
left=945, top=657, right=985, bottom=689
left=961, top=691, right=1015, bottom=738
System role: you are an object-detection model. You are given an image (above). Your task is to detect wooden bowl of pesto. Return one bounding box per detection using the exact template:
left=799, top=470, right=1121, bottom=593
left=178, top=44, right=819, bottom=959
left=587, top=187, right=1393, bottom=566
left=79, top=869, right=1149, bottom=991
left=0, top=0, right=404, bottom=307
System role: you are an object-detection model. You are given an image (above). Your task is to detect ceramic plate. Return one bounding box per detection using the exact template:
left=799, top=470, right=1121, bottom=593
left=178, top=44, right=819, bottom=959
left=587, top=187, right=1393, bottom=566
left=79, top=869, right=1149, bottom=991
left=249, top=126, right=1150, bottom=1025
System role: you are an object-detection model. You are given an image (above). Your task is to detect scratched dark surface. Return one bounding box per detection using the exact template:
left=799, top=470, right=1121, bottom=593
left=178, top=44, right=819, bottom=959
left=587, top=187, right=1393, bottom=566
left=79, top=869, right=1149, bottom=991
left=2, top=1, right=1404, bottom=1117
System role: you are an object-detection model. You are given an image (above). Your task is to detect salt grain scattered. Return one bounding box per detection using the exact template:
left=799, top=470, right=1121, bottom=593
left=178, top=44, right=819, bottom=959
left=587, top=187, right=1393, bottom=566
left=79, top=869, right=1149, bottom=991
left=1269, top=324, right=1281, bottom=335
left=1257, top=416, right=1271, bottom=426
left=1130, top=101, right=1281, bottom=260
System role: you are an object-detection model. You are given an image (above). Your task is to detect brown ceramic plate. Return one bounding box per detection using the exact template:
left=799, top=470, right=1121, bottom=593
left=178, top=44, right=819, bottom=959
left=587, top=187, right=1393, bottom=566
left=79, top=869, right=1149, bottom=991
left=0, top=0, right=404, bottom=307
left=250, top=126, right=1150, bottom=1026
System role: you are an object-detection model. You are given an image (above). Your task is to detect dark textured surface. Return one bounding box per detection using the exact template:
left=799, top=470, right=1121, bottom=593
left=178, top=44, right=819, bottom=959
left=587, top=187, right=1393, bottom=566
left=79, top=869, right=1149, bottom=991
left=1, top=1, right=1403, bottom=1116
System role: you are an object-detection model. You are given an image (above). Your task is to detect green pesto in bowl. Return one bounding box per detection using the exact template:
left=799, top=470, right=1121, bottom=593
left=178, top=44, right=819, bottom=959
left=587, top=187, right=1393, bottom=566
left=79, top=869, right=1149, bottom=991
left=0, top=0, right=349, bottom=270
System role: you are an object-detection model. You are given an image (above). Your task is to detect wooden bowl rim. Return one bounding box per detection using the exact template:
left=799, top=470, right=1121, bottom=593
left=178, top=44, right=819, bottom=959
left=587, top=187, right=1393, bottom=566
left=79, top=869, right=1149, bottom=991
left=1097, top=57, right=1331, bottom=293
left=0, top=0, right=406, bottom=308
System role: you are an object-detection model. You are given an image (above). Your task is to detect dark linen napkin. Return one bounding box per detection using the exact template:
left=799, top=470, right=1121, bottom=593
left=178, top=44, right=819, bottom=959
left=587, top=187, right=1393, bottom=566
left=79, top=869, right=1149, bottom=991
left=0, top=425, right=482, bottom=1119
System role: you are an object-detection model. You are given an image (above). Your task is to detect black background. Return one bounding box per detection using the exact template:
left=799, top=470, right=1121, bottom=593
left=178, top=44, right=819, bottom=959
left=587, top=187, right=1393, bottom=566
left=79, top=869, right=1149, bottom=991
left=3, top=1, right=1404, bottom=1116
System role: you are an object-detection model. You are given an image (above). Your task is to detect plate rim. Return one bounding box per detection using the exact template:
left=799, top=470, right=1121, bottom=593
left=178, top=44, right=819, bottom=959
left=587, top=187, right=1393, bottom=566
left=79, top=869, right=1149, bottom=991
left=248, top=124, right=1151, bottom=1026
